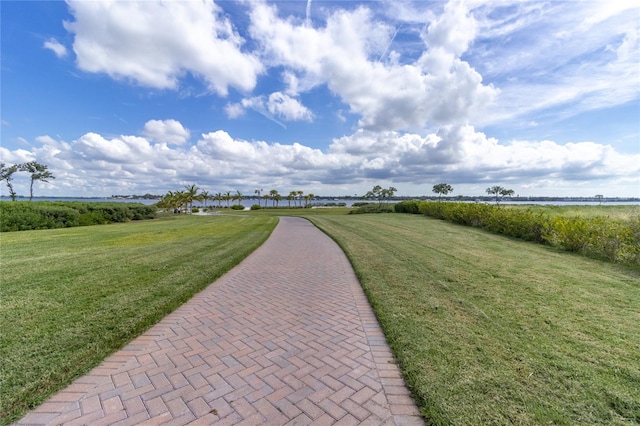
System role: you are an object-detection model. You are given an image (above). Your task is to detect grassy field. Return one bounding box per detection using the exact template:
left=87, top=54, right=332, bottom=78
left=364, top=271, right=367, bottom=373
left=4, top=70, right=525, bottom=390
left=307, top=213, right=640, bottom=425
left=2, top=205, right=639, bottom=424
left=0, top=215, right=277, bottom=424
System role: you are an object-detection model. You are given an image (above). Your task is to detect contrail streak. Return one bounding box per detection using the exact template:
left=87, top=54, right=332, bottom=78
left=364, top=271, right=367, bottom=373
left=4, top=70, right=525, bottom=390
left=306, top=0, right=312, bottom=26
left=378, top=25, right=402, bottom=62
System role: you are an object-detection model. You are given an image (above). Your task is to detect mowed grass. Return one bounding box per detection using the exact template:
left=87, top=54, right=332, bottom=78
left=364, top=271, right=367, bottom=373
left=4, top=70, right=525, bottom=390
left=3, top=205, right=639, bottom=424
left=0, top=215, right=277, bottom=424
left=307, top=213, right=640, bottom=425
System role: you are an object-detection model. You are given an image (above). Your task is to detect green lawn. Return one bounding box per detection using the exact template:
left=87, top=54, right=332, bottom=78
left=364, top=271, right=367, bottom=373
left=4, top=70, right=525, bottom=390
left=307, top=213, right=640, bottom=425
left=0, top=215, right=277, bottom=424
left=2, top=208, right=639, bottom=425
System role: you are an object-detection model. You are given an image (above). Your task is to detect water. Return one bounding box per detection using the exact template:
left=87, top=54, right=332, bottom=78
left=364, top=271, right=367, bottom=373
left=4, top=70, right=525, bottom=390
left=0, top=196, right=358, bottom=207
left=2, top=197, right=639, bottom=207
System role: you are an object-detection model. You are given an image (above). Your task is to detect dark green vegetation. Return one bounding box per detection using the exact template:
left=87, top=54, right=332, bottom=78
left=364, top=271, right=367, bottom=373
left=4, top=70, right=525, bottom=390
left=0, top=201, right=157, bottom=232
left=307, top=213, right=640, bottom=425
left=396, top=201, right=640, bottom=265
left=0, top=215, right=277, bottom=424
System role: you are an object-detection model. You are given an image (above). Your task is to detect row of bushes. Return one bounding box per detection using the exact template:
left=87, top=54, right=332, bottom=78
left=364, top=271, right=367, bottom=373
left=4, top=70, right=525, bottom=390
left=394, top=200, right=640, bottom=265
left=350, top=203, right=395, bottom=214
left=0, top=202, right=157, bottom=232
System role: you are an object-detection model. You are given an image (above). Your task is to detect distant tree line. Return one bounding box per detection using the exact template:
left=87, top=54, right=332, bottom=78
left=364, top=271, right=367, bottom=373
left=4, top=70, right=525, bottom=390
left=156, top=185, right=318, bottom=213
left=0, top=161, right=55, bottom=201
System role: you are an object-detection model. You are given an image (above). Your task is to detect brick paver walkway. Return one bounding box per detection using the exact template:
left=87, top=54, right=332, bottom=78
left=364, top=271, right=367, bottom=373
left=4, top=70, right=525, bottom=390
left=17, top=217, right=423, bottom=425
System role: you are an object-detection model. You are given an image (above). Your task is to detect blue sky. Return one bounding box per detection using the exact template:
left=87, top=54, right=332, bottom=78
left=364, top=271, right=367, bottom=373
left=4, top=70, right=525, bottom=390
left=1, top=0, right=639, bottom=198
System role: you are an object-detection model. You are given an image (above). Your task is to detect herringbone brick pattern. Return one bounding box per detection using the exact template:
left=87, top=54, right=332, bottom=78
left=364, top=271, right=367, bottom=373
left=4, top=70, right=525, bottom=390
left=16, top=217, right=423, bottom=425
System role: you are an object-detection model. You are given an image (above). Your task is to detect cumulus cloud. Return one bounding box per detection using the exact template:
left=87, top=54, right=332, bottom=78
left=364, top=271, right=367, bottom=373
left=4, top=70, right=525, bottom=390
left=43, top=38, right=68, bottom=58
left=2, top=119, right=637, bottom=197
left=142, top=119, right=190, bottom=145
left=248, top=2, right=498, bottom=131
left=55, top=0, right=634, bottom=134
left=63, top=0, right=263, bottom=94
left=267, top=92, right=314, bottom=121
left=329, top=125, right=640, bottom=186
left=424, top=1, right=477, bottom=56
left=226, top=92, right=313, bottom=125
left=2, top=1, right=637, bottom=198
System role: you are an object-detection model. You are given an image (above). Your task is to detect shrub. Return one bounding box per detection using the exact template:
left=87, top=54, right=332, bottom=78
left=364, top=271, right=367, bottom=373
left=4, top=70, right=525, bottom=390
left=406, top=201, right=639, bottom=265
left=78, top=210, right=107, bottom=226
left=250, top=204, right=261, bottom=210
left=191, top=207, right=200, bottom=213
left=544, top=216, right=640, bottom=263
left=231, top=204, right=245, bottom=210
left=394, top=200, right=422, bottom=214
left=349, top=204, right=395, bottom=214
left=0, top=202, right=80, bottom=231
left=131, top=205, right=156, bottom=220
left=0, top=201, right=156, bottom=232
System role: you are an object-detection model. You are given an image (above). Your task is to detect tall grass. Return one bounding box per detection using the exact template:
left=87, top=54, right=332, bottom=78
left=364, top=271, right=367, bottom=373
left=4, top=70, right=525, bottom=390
left=0, top=215, right=276, bottom=424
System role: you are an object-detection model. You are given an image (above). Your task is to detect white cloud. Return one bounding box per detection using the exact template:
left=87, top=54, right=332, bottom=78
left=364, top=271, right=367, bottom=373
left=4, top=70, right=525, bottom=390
left=228, top=92, right=313, bottom=124
left=43, top=38, right=68, bottom=58
left=142, top=119, right=190, bottom=145
left=2, top=120, right=638, bottom=197
left=423, top=1, right=477, bottom=57
left=468, top=0, right=640, bottom=124
left=267, top=92, right=313, bottom=122
left=63, top=0, right=263, bottom=94
left=3, top=1, right=638, bottom=199
left=249, top=2, right=498, bottom=131
left=225, top=103, right=246, bottom=119
left=66, top=133, right=154, bottom=164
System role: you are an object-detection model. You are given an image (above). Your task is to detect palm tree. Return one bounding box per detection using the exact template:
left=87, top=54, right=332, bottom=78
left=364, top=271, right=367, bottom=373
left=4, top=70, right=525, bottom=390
left=224, top=191, right=232, bottom=208
left=269, top=189, right=279, bottom=207
left=234, top=190, right=244, bottom=206
left=304, top=193, right=315, bottom=208
left=262, top=194, right=269, bottom=206
left=156, top=194, right=169, bottom=211
left=254, top=188, right=262, bottom=207
left=183, top=184, right=199, bottom=213
left=162, top=190, right=187, bottom=212
left=198, top=190, right=210, bottom=209
left=297, top=190, right=304, bottom=208
left=288, top=191, right=297, bottom=208
left=214, top=192, right=223, bottom=208
left=274, top=193, right=282, bottom=208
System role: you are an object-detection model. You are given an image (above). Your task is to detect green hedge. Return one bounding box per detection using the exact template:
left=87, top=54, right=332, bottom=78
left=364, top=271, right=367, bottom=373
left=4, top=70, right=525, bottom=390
left=0, top=202, right=156, bottom=232
left=349, top=203, right=395, bottom=214
left=395, top=201, right=640, bottom=265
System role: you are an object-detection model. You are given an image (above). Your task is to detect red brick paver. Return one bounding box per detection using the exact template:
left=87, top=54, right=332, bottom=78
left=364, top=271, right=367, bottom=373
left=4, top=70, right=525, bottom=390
left=16, top=217, right=423, bottom=425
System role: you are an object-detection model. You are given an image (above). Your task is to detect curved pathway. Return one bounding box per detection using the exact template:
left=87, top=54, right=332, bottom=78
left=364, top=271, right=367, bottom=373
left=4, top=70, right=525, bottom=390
left=17, top=217, right=423, bottom=425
